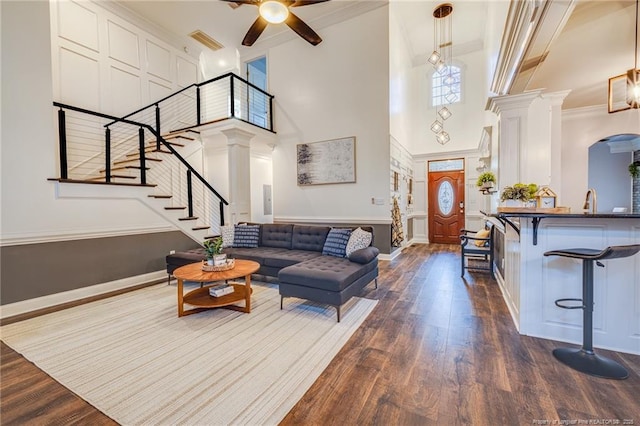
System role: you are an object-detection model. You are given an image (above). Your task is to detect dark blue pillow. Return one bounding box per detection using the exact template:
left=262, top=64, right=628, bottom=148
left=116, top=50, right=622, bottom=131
left=233, top=224, right=260, bottom=248
left=322, top=228, right=352, bottom=258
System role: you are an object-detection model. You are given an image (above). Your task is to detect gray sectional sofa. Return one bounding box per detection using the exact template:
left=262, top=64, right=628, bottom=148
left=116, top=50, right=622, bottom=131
left=166, top=223, right=379, bottom=321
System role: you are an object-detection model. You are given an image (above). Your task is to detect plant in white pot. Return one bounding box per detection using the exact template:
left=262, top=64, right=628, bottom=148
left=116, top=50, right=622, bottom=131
left=500, top=183, right=538, bottom=207
left=203, top=237, right=226, bottom=266
left=476, top=171, right=497, bottom=189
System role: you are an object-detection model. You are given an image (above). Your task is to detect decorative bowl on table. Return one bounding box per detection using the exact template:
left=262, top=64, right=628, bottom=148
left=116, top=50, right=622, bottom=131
left=202, top=258, right=235, bottom=272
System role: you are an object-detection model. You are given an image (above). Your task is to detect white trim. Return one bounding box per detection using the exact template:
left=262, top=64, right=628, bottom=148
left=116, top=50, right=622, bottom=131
left=561, top=104, right=608, bottom=120
left=0, top=270, right=167, bottom=319
left=494, top=268, right=520, bottom=332
left=274, top=216, right=392, bottom=225
left=0, top=225, right=176, bottom=247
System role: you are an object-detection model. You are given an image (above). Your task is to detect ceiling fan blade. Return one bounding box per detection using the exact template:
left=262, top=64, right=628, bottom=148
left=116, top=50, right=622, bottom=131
left=290, top=0, right=330, bottom=7
left=219, top=0, right=258, bottom=5
left=285, top=11, right=322, bottom=45
left=242, top=16, right=269, bottom=46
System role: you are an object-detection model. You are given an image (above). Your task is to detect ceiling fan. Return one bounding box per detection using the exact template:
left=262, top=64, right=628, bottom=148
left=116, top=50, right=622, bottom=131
left=220, top=0, right=330, bottom=46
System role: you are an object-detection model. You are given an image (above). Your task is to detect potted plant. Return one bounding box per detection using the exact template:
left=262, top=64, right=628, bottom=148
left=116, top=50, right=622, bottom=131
left=629, top=161, right=640, bottom=178
left=476, top=171, right=497, bottom=189
left=203, top=237, right=226, bottom=266
left=500, top=183, right=538, bottom=206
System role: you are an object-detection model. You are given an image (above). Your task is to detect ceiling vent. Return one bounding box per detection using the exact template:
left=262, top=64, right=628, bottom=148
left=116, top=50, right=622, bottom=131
left=189, top=30, right=224, bottom=51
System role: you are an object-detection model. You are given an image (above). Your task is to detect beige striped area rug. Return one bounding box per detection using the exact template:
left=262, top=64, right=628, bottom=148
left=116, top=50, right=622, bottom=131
left=1, top=282, right=377, bottom=425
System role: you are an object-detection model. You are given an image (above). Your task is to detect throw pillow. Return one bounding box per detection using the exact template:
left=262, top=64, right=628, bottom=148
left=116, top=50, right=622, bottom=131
left=345, top=227, right=373, bottom=257
left=220, top=225, right=234, bottom=248
left=233, top=224, right=260, bottom=248
left=322, top=228, right=352, bottom=258
left=474, top=229, right=491, bottom=247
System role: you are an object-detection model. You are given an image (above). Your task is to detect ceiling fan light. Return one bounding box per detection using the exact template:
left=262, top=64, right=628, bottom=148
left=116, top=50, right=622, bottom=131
left=428, top=51, right=441, bottom=65
left=626, top=68, right=640, bottom=108
left=436, top=131, right=450, bottom=145
left=259, top=1, right=289, bottom=24
left=430, top=120, right=443, bottom=133
left=438, top=106, right=452, bottom=120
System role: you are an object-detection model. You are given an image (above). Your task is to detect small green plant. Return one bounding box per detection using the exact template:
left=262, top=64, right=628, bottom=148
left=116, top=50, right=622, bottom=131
left=500, top=183, right=538, bottom=202
left=476, top=171, right=497, bottom=187
left=629, top=161, right=640, bottom=178
left=203, top=237, right=223, bottom=259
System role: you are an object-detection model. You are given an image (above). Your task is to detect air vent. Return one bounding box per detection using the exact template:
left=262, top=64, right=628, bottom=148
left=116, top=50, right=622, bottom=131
left=189, top=30, right=223, bottom=51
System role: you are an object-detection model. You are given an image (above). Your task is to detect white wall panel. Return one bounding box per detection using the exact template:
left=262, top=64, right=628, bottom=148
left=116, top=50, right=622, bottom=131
left=107, top=20, right=140, bottom=69
left=177, top=57, right=198, bottom=88
left=110, top=66, right=141, bottom=116
left=57, top=0, right=98, bottom=52
left=59, top=47, right=100, bottom=110
left=146, top=40, right=171, bottom=82
left=148, top=80, right=172, bottom=104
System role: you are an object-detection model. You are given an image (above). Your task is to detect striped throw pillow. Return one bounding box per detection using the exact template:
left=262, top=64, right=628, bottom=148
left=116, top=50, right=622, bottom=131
left=233, top=224, right=260, bottom=248
left=322, top=228, right=352, bottom=258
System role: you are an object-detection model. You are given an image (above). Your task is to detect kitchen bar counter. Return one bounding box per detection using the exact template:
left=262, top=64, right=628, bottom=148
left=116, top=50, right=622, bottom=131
left=483, top=211, right=640, bottom=355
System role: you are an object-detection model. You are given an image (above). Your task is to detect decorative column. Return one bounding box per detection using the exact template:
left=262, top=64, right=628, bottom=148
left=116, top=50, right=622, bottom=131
left=487, top=90, right=569, bottom=199
left=221, top=128, right=255, bottom=224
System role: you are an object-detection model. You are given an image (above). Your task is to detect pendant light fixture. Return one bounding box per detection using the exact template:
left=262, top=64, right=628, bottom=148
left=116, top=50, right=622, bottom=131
left=609, top=0, right=640, bottom=112
left=429, top=3, right=454, bottom=145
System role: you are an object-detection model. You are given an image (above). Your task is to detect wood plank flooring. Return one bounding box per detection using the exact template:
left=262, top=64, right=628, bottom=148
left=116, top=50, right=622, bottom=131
left=2, top=243, right=639, bottom=425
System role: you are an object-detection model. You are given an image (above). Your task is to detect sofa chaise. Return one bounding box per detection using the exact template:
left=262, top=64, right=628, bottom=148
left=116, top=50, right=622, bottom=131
left=166, top=223, right=379, bottom=321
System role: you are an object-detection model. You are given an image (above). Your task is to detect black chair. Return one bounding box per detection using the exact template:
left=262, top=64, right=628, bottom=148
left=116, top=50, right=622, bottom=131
left=460, top=226, right=494, bottom=279
left=544, top=244, right=640, bottom=380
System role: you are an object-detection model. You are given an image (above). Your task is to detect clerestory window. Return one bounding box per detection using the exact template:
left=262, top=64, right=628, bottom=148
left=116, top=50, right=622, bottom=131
left=432, top=65, right=461, bottom=107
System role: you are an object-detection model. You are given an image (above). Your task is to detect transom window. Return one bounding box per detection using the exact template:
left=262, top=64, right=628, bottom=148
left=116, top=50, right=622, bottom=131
left=432, top=65, right=461, bottom=107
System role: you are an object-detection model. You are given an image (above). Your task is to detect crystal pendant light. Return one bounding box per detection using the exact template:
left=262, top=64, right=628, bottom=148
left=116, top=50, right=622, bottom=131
left=429, top=3, right=454, bottom=145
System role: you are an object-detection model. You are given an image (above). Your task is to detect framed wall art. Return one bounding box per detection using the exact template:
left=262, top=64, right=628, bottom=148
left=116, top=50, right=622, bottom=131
left=297, top=136, right=356, bottom=185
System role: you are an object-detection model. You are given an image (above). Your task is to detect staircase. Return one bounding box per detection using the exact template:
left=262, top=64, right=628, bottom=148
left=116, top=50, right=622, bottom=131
left=51, top=73, right=275, bottom=244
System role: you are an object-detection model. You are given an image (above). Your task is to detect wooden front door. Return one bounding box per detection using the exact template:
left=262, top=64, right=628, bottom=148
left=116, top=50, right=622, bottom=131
left=428, top=161, right=465, bottom=244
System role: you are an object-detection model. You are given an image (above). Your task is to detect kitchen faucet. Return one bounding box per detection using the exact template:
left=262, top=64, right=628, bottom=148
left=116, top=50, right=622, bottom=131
left=583, top=188, right=597, bottom=214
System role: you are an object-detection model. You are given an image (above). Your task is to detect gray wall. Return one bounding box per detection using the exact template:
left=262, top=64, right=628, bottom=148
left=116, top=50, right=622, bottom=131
left=1, top=231, right=200, bottom=305
left=588, top=142, right=632, bottom=212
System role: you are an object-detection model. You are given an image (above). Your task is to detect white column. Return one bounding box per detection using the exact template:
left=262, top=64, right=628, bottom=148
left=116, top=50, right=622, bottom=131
left=542, top=90, right=571, bottom=201
left=488, top=90, right=542, bottom=189
left=221, top=128, right=255, bottom=224
left=488, top=90, right=569, bottom=199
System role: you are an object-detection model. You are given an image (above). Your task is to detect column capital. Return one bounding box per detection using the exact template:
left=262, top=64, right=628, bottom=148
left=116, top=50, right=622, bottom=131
left=221, top=128, right=256, bottom=147
left=487, top=89, right=544, bottom=115
left=541, top=89, right=572, bottom=107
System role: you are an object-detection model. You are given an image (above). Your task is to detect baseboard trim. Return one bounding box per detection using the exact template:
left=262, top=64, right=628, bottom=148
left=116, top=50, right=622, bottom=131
left=0, top=270, right=167, bottom=323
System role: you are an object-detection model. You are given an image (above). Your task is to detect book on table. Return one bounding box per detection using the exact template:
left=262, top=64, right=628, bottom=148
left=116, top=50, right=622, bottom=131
left=209, top=284, right=234, bottom=297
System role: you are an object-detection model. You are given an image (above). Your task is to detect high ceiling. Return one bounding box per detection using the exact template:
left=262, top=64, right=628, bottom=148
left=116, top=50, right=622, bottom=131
left=119, top=0, right=639, bottom=110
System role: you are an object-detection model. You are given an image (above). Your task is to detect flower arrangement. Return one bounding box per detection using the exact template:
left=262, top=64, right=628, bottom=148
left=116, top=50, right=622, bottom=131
left=500, top=183, right=538, bottom=202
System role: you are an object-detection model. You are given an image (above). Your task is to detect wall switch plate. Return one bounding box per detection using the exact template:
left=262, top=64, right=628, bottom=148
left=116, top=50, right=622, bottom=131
left=374, top=198, right=385, bottom=205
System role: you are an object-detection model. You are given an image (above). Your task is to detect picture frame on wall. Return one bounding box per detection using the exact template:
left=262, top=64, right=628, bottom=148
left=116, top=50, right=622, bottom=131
left=297, top=136, right=356, bottom=185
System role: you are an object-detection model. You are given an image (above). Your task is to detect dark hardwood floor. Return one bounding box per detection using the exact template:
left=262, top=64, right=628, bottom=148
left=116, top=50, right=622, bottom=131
left=2, top=244, right=639, bottom=425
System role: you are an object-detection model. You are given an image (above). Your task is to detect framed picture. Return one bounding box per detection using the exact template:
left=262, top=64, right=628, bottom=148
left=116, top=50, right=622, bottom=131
left=297, top=137, right=356, bottom=185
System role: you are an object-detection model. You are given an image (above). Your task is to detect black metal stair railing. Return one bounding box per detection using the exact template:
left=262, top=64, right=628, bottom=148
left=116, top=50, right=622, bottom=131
left=53, top=102, right=229, bottom=229
left=106, top=72, right=275, bottom=140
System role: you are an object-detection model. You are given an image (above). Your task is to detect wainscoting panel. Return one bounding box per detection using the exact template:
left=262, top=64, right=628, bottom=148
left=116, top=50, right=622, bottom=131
left=146, top=40, right=172, bottom=82
left=57, top=0, right=99, bottom=52
left=59, top=47, right=100, bottom=109
left=106, top=19, right=140, bottom=69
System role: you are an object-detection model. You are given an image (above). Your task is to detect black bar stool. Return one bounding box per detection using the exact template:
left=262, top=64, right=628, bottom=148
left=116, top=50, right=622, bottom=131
left=543, top=244, right=640, bottom=380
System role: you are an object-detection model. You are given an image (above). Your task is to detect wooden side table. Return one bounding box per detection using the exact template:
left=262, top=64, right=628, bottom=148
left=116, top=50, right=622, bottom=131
left=173, top=259, right=260, bottom=317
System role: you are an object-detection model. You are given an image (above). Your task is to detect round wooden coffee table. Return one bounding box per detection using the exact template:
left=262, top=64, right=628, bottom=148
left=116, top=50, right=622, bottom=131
left=173, top=259, right=260, bottom=317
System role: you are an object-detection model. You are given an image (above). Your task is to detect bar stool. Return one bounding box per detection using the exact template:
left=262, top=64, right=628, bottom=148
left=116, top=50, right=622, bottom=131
left=543, top=244, right=640, bottom=380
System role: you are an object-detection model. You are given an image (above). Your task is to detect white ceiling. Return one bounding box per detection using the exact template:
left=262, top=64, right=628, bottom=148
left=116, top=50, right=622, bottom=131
left=119, top=0, right=639, bottom=110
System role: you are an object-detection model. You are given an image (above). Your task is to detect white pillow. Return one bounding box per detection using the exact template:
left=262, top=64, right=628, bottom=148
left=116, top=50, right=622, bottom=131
left=345, top=227, right=372, bottom=257
left=220, top=225, right=234, bottom=248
